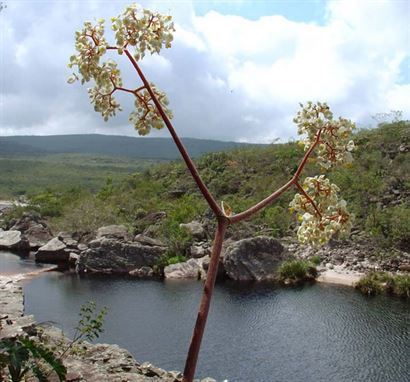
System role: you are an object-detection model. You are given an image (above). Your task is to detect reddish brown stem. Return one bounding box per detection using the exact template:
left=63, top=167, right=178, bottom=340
left=182, top=217, right=229, bottom=382
left=295, top=182, right=322, bottom=218
left=124, top=49, right=224, bottom=217
left=231, top=130, right=322, bottom=223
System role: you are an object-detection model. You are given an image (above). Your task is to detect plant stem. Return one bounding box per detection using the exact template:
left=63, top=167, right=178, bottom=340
left=182, top=217, right=229, bottom=382
left=124, top=49, right=224, bottom=218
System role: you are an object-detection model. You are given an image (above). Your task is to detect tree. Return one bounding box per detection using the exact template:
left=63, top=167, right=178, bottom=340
left=68, top=4, right=355, bottom=381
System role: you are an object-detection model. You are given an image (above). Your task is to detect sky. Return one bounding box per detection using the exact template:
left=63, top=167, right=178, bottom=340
left=0, top=0, right=409, bottom=143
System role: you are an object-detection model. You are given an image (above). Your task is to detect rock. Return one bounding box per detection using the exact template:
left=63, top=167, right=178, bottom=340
left=399, top=264, right=410, bottom=272
left=58, top=231, right=78, bottom=248
left=190, top=243, right=211, bottom=258
left=134, top=234, right=165, bottom=247
left=25, top=224, right=53, bottom=249
left=202, top=255, right=226, bottom=280
left=164, top=258, right=207, bottom=279
left=0, top=230, right=30, bottom=252
left=96, top=225, right=131, bottom=241
left=129, top=266, right=154, bottom=278
left=77, top=243, right=88, bottom=252
left=35, top=237, right=68, bottom=263
left=180, top=221, right=206, bottom=240
left=139, top=211, right=166, bottom=225
left=7, top=212, right=52, bottom=249
left=223, top=236, right=287, bottom=281
left=78, top=238, right=166, bottom=274
left=69, top=252, right=80, bottom=266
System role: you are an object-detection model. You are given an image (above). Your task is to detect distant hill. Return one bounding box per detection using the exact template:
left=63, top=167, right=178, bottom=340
left=0, top=135, right=257, bottom=160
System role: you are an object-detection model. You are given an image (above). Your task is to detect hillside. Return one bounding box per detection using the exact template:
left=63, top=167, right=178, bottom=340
left=4, top=121, right=408, bottom=254
left=0, top=135, right=254, bottom=160
left=0, top=135, right=259, bottom=197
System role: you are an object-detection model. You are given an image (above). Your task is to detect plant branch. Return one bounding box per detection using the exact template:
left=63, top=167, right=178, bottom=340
left=231, top=130, right=322, bottom=223
left=295, top=182, right=322, bottom=218
left=182, top=217, right=229, bottom=382
left=124, top=49, right=224, bottom=217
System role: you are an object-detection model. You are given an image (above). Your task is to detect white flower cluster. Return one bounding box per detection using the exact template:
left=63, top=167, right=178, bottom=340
left=87, top=61, right=123, bottom=122
left=68, top=4, right=175, bottom=132
left=294, top=102, right=356, bottom=169
left=68, top=20, right=109, bottom=84
left=289, top=175, right=352, bottom=246
left=129, top=83, right=173, bottom=135
left=111, top=3, right=175, bottom=60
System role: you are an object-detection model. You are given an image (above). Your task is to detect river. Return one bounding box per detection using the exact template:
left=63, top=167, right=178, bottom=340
left=1, top=251, right=409, bottom=382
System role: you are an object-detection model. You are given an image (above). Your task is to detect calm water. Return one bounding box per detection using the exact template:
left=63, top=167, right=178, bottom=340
left=20, top=272, right=409, bottom=382
left=0, top=251, right=51, bottom=275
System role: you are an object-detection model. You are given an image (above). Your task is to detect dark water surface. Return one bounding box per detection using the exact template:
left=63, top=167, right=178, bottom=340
left=21, top=272, right=409, bottom=382
left=0, top=251, right=50, bottom=275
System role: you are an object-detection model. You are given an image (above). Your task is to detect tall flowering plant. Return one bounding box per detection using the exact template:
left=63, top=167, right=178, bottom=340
left=68, top=4, right=355, bottom=381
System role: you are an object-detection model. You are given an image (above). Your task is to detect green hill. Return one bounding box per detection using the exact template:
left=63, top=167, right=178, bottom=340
left=0, top=134, right=254, bottom=160
left=2, top=122, right=409, bottom=252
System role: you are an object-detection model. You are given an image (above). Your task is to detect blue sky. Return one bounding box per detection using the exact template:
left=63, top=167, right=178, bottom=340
left=1, top=0, right=409, bottom=142
left=193, top=0, right=327, bottom=23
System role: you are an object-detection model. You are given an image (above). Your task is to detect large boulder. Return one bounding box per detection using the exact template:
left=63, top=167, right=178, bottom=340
left=223, top=236, right=288, bottom=281
left=164, top=258, right=207, bottom=279
left=96, top=225, right=130, bottom=241
left=8, top=212, right=52, bottom=249
left=0, top=230, right=30, bottom=252
left=35, top=238, right=68, bottom=263
left=77, top=238, right=166, bottom=274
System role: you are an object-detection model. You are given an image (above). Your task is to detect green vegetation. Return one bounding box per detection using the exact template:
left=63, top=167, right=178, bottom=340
left=276, top=259, right=318, bottom=284
left=2, top=121, right=409, bottom=253
left=0, top=301, right=106, bottom=382
left=356, top=272, right=410, bottom=298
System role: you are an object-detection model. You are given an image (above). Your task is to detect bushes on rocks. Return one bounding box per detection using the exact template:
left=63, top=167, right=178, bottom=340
left=277, top=259, right=318, bottom=285
left=356, top=272, right=410, bottom=298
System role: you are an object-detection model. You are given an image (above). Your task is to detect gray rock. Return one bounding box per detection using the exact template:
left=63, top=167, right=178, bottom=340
left=134, top=234, right=165, bottom=247
left=0, top=230, right=30, bottom=252
left=25, top=223, right=53, bottom=249
left=58, top=231, right=78, bottom=248
left=129, top=266, right=154, bottom=278
left=164, top=258, right=207, bottom=279
left=180, top=221, right=206, bottom=240
left=223, top=236, right=287, bottom=281
left=78, top=238, right=166, bottom=274
left=190, top=243, right=210, bottom=258
left=78, top=243, right=88, bottom=251
left=35, top=237, right=68, bottom=263
left=96, top=225, right=130, bottom=241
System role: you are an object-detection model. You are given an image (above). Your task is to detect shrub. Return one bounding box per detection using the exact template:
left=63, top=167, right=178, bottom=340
left=309, top=255, right=321, bottom=265
left=277, top=259, right=318, bottom=284
left=356, top=272, right=409, bottom=298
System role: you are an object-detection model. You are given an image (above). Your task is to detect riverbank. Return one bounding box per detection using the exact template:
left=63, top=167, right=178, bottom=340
left=0, top=274, right=216, bottom=382
left=317, top=268, right=364, bottom=287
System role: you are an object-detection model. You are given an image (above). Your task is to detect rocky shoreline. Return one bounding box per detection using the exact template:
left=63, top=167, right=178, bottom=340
left=0, top=274, right=216, bottom=382
left=1, top=212, right=409, bottom=285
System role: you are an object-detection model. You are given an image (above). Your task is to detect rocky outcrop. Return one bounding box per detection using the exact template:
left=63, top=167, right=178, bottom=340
left=35, top=237, right=68, bottom=263
left=223, top=236, right=288, bottom=281
left=97, top=225, right=131, bottom=241
left=164, top=258, right=207, bottom=279
left=6, top=212, right=52, bottom=250
left=134, top=234, right=166, bottom=247
left=129, top=266, right=154, bottom=278
left=0, top=276, right=36, bottom=340
left=0, top=230, right=30, bottom=252
left=180, top=221, right=207, bottom=240
left=284, top=238, right=410, bottom=274
left=78, top=238, right=166, bottom=274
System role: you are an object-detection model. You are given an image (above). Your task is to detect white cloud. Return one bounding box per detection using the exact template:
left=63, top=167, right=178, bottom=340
left=0, top=0, right=408, bottom=142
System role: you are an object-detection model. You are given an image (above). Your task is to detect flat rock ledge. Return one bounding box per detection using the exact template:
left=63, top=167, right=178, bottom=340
left=0, top=276, right=215, bottom=382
